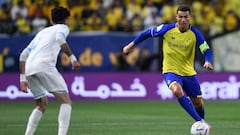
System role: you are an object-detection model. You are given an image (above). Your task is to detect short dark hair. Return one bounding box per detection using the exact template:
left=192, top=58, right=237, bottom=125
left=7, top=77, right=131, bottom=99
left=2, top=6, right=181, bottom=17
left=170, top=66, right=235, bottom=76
left=177, top=5, right=191, bottom=14
left=51, top=6, right=70, bottom=23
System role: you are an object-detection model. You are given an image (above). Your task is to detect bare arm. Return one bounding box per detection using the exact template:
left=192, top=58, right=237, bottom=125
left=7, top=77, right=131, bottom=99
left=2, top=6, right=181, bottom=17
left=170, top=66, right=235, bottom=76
left=123, top=41, right=135, bottom=55
left=61, top=43, right=80, bottom=70
left=123, top=29, right=152, bottom=55
left=61, top=43, right=74, bottom=56
left=19, top=49, right=29, bottom=93
left=19, top=61, right=26, bottom=74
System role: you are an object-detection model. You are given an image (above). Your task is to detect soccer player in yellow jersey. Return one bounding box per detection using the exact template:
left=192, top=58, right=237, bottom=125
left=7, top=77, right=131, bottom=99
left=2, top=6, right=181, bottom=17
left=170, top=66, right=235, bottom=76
left=123, top=5, right=213, bottom=127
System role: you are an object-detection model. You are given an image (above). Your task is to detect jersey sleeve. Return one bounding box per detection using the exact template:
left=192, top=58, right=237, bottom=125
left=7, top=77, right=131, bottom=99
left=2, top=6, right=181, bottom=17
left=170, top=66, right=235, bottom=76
left=191, top=27, right=210, bottom=53
left=191, top=26, right=213, bottom=63
left=19, top=36, right=38, bottom=61
left=133, top=23, right=175, bottom=45
left=56, top=25, right=70, bottom=46
left=151, top=23, right=175, bottom=37
left=25, top=36, right=38, bottom=52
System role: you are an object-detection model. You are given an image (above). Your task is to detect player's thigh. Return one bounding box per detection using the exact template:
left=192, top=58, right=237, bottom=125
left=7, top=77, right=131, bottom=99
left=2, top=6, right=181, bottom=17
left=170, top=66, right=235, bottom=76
left=26, top=75, right=47, bottom=99
left=183, top=75, right=202, bottom=98
left=37, top=71, right=68, bottom=93
left=163, top=72, right=183, bottom=88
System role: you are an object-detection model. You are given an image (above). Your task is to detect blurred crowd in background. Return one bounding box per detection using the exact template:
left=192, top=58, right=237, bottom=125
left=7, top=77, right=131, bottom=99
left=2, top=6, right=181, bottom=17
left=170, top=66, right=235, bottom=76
left=0, top=0, right=240, bottom=38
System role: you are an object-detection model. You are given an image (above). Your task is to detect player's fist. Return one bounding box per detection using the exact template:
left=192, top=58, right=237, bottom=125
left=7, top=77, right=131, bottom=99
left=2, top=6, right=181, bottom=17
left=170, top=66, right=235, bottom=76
left=20, top=81, right=28, bottom=93
left=72, top=61, right=80, bottom=70
left=123, top=42, right=135, bottom=55
left=203, top=61, right=213, bottom=70
left=123, top=46, right=130, bottom=55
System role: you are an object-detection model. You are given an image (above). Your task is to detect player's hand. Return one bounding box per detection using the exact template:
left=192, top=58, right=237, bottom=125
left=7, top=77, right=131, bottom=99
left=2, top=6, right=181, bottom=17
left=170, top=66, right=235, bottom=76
left=203, top=61, right=213, bottom=70
left=123, top=42, right=135, bottom=55
left=122, top=46, right=130, bottom=55
left=72, top=61, right=80, bottom=70
left=20, top=81, right=28, bottom=93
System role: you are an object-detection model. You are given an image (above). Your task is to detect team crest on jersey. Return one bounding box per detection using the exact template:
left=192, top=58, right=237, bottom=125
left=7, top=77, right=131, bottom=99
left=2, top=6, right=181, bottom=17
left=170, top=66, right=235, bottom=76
left=185, top=38, right=192, bottom=45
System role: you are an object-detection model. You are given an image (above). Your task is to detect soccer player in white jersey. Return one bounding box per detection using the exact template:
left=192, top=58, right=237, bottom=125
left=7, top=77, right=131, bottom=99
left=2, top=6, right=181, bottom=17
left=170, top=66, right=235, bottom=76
left=19, top=7, right=80, bottom=135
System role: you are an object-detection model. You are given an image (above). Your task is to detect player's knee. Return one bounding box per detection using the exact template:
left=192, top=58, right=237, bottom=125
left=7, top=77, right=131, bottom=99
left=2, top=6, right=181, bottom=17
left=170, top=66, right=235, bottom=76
left=36, top=104, right=47, bottom=112
left=170, top=84, right=184, bottom=98
left=57, top=97, right=72, bottom=104
left=54, top=93, right=72, bottom=104
left=63, top=100, right=72, bottom=105
left=36, top=98, right=48, bottom=112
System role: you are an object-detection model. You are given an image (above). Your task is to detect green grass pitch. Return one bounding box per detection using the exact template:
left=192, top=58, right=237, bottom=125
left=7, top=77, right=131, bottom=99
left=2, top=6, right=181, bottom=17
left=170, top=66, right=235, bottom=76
left=0, top=100, right=239, bottom=135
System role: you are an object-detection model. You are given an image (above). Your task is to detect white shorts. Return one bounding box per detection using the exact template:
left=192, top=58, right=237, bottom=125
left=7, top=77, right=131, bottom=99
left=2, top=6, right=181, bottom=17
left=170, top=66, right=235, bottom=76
left=26, top=71, right=68, bottom=99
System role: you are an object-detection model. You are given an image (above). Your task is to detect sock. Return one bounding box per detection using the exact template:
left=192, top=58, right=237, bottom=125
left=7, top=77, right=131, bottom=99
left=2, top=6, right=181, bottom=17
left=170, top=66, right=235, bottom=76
left=178, top=96, right=202, bottom=121
left=58, top=104, right=72, bottom=135
left=196, top=108, right=205, bottom=119
left=25, top=108, right=43, bottom=135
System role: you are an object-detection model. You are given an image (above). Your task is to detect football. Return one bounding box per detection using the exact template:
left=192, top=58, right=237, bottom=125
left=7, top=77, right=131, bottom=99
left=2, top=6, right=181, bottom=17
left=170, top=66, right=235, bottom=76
left=190, top=121, right=210, bottom=135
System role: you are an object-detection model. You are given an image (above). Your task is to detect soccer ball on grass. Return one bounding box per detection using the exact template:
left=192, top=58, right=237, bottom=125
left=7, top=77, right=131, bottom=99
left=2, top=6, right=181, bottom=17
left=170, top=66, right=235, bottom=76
left=190, top=121, right=210, bottom=135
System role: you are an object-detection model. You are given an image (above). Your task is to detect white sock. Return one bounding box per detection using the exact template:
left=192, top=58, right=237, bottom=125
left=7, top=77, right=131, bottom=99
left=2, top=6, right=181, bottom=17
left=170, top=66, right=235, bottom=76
left=25, top=108, right=43, bottom=135
left=58, top=104, right=72, bottom=135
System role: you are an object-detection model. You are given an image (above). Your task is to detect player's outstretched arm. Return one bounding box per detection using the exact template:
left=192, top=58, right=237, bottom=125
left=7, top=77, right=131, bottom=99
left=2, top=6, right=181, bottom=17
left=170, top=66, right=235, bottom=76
left=123, top=29, right=152, bottom=55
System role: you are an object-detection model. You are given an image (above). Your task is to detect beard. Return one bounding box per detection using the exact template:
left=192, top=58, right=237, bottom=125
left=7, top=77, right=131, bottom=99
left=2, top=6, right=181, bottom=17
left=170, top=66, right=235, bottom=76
left=178, top=23, right=189, bottom=32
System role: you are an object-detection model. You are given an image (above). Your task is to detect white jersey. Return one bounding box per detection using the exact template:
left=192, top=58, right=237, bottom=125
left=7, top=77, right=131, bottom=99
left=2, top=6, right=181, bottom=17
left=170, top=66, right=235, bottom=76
left=25, top=24, right=69, bottom=75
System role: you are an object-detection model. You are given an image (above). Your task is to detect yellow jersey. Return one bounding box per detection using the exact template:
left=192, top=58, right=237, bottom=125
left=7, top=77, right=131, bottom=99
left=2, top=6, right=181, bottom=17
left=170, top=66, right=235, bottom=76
left=153, top=24, right=210, bottom=76
left=133, top=23, right=210, bottom=76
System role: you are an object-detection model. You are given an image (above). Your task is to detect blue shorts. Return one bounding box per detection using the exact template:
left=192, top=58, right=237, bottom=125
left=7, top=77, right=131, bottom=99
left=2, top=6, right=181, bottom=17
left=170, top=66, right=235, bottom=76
left=163, top=72, right=202, bottom=98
